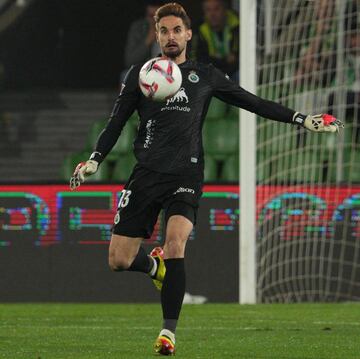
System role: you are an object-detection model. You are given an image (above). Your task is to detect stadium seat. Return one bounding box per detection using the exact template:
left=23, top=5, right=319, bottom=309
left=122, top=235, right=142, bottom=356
left=86, top=161, right=111, bottom=182
left=312, top=123, right=360, bottom=184
left=226, top=105, right=239, bottom=119
left=257, top=119, right=341, bottom=158
left=204, top=155, right=218, bottom=181
left=215, top=154, right=282, bottom=183
left=221, top=155, right=239, bottom=182
left=106, top=122, right=136, bottom=161
left=85, top=119, right=108, bottom=151
left=257, top=120, right=298, bottom=155
left=347, top=158, right=360, bottom=183
left=342, top=144, right=360, bottom=183
left=274, top=150, right=330, bottom=184
left=203, top=119, right=239, bottom=160
left=256, top=152, right=278, bottom=184
left=304, top=129, right=338, bottom=152
left=128, top=111, right=140, bottom=130
left=112, top=153, right=137, bottom=181
left=85, top=115, right=138, bottom=159
left=60, top=151, right=90, bottom=180
left=60, top=156, right=73, bottom=180
left=206, top=97, right=227, bottom=118
left=343, top=123, right=360, bottom=146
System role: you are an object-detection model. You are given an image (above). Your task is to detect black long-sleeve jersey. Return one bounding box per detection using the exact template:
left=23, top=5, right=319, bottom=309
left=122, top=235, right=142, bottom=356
left=95, top=60, right=296, bottom=176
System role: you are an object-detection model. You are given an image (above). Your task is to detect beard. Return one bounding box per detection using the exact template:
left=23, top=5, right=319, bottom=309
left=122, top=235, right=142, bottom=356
left=163, top=44, right=184, bottom=59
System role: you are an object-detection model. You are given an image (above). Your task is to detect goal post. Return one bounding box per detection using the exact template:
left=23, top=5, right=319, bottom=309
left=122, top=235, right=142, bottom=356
left=239, top=0, right=257, bottom=304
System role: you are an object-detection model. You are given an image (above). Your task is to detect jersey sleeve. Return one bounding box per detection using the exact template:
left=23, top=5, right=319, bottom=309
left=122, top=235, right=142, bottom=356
left=94, top=65, right=140, bottom=162
left=210, top=65, right=296, bottom=123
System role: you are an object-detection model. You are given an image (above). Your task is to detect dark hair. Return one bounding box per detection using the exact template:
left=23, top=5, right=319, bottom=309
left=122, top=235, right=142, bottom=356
left=154, top=2, right=191, bottom=29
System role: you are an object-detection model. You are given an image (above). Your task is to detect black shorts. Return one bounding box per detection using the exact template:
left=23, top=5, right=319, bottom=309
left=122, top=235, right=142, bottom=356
left=112, top=165, right=203, bottom=239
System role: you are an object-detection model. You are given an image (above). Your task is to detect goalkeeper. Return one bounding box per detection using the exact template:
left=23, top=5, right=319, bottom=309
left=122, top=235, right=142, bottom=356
left=69, top=2, right=343, bottom=356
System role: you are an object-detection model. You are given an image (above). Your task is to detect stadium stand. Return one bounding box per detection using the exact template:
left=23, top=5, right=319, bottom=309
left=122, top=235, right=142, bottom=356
left=206, top=96, right=227, bottom=118
left=0, top=91, right=114, bottom=181
left=221, top=154, right=239, bottom=182
left=112, top=153, right=137, bottom=182
left=203, top=154, right=218, bottom=181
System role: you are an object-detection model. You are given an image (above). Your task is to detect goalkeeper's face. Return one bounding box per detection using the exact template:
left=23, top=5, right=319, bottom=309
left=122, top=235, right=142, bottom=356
left=156, top=16, right=192, bottom=61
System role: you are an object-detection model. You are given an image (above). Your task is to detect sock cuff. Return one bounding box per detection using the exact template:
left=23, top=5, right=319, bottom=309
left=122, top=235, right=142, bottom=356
left=159, top=329, right=176, bottom=343
left=164, top=258, right=184, bottom=264
left=148, top=255, right=157, bottom=277
left=164, top=258, right=185, bottom=271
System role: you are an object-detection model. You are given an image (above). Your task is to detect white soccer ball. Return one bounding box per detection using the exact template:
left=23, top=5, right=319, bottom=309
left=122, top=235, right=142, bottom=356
left=138, top=57, right=182, bottom=101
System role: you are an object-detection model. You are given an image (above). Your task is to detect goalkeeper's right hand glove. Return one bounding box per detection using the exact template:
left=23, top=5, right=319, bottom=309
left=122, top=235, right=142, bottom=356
left=292, top=112, right=344, bottom=133
left=69, top=159, right=98, bottom=191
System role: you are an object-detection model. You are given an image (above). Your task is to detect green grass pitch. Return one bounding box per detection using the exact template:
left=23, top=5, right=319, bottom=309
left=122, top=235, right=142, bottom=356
left=1, top=303, right=359, bottom=358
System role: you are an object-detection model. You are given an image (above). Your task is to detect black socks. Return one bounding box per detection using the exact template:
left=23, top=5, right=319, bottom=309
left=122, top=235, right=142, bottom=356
left=161, top=258, right=186, bottom=333
left=120, top=250, right=186, bottom=334
left=127, top=246, right=153, bottom=273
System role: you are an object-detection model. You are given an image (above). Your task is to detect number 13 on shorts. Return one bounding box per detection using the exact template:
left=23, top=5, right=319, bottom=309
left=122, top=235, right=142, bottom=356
left=114, top=189, right=132, bottom=225
left=118, top=189, right=132, bottom=208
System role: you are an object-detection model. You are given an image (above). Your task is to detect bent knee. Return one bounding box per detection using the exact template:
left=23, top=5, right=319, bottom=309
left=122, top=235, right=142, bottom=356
left=108, top=253, right=133, bottom=272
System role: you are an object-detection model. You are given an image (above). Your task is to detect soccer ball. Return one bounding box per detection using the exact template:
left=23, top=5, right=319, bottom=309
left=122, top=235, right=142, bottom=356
left=138, top=57, right=182, bottom=101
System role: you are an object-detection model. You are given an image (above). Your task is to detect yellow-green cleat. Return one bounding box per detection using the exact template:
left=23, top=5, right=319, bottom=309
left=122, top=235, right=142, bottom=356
left=154, top=329, right=175, bottom=356
left=149, top=247, right=166, bottom=290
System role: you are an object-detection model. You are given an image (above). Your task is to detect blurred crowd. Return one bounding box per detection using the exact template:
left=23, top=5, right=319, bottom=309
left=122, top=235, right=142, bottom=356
left=257, top=0, right=360, bottom=142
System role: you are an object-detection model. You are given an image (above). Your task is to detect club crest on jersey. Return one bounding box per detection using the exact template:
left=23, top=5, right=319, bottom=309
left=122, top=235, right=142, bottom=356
left=188, top=71, right=199, bottom=83
left=166, top=87, right=189, bottom=105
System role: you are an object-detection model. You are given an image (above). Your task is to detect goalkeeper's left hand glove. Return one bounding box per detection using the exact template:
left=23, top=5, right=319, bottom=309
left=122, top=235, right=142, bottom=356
left=292, top=112, right=344, bottom=133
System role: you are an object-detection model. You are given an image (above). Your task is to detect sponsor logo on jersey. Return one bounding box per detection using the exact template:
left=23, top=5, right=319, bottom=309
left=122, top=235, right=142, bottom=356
left=166, top=87, right=189, bottom=105
left=161, top=87, right=190, bottom=112
left=173, top=187, right=195, bottom=195
left=144, top=119, right=155, bottom=148
left=188, top=71, right=199, bottom=83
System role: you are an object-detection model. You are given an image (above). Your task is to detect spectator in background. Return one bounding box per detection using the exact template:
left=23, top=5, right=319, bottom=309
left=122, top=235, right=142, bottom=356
left=191, top=0, right=239, bottom=81
left=294, top=0, right=336, bottom=87
left=121, top=0, right=163, bottom=80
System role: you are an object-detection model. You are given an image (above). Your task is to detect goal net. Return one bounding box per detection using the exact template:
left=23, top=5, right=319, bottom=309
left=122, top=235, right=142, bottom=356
left=255, top=0, right=360, bottom=302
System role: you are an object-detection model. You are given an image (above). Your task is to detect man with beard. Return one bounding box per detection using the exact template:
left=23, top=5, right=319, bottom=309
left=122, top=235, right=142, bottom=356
left=70, top=3, right=343, bottom=356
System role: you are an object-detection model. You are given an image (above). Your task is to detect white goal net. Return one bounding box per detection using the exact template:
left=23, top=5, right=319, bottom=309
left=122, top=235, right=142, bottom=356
left=254, top=0, right=360, bottom=302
